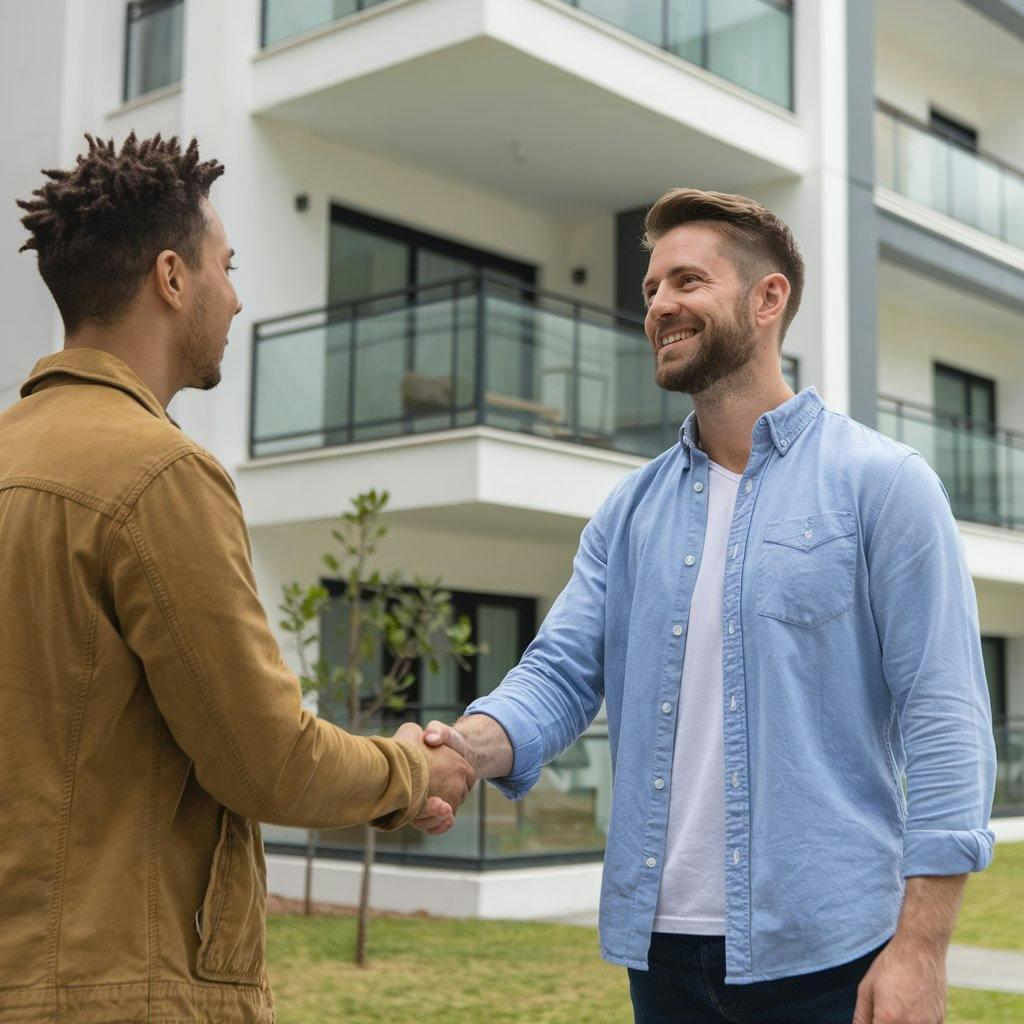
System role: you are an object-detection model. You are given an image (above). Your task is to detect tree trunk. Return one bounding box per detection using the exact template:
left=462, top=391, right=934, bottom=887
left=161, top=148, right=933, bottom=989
left=355, top=823, right=375, bottom=966
left=303, top=828, right=315, bottom=916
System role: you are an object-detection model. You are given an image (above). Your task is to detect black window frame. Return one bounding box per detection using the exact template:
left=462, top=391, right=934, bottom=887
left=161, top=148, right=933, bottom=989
left=319, top=578, right=537, bottom=718
left=929, top=106, right=979, bottom=154
left=123, top=0, right=185, bottom=103
left=981, top=635, right=1007, bottom=721
left=933, top=361, right=997, bottom=429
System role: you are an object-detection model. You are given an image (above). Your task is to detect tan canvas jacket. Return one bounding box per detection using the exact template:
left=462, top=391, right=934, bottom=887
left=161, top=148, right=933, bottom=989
left=0, top=348, right=429, bottom=1023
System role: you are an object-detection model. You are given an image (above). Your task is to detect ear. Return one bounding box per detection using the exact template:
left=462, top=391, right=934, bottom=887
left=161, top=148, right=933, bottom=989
left=754, top=272, right=790, bottom=330
left=153, top=249, right=188, bottom=312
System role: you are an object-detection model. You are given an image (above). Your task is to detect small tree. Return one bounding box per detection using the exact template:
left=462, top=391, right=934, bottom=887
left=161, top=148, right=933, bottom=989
left=279, top=489, right=481, bottom=966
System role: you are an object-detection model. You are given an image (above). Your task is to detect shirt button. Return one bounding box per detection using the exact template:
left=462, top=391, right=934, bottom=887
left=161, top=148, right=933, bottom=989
left=731, top=771, right=739, bottom=788
left=731, top=545, right=739, bottom=559
left=732, top=849, right=740, bottom=864
left=780, top=439, right=788, bottom=449
left=804, top=529, right=813, bottom=540
left=684, top=555, right=695, bottom=566
left=728, top=621, right=735, bottom=635
left=729, top=694, right=737, bottom=712
left=645, top=856, right=657, bottom=868
left=694, top=481, right=704, bottom=493
left=661, top=702, right=672, bottom=714
left=744, top=480, right=752, bottom=493
left=654, top=778, right=665, bottom=790
left=672, top=624, right=683, bottom=637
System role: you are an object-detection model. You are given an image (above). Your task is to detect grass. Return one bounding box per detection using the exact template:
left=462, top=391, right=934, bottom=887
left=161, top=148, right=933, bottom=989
left=952, top=838, right=1024, bottom=951
left=267, top=842, right=1024, bottom=1023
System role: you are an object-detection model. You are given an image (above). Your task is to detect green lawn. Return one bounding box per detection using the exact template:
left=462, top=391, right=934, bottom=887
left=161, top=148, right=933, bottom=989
left=952, top=838, right=1024, bottom=951
left=267, top=843, right=1024, bottom=1023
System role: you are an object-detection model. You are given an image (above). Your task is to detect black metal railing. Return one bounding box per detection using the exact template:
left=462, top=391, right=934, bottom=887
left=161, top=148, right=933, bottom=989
left=251, top=272, right=800, bottom=461
left=993, top=715, right=1024, bottom=818
left=876, top=100, right=1024, bottom=249
left=878, top=395, right=1024, bottom=532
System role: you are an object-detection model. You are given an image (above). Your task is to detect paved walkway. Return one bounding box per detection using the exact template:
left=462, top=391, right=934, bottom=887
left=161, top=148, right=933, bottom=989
left=546, top=915, right=1024, bottom=995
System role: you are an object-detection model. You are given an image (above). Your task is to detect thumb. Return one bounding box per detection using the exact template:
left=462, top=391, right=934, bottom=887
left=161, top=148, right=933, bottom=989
left=423, top=720, right=455, bottom=745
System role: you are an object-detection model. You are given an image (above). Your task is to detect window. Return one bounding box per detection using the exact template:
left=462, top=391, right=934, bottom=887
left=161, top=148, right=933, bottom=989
left=124, top=0, right=184, bottom=101
left=981, top=636, right=1007, bottom=721
left=316, top=581, right=536, bottom=728
left=933, top=362, right=999, bottom=525
left=929, top=107, right=978, bottom=153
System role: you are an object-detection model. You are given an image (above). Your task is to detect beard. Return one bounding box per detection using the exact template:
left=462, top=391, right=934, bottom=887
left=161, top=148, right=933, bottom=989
left=180, top=290, right=223, bottom=392
left=654, top=294, right=756, bottom=396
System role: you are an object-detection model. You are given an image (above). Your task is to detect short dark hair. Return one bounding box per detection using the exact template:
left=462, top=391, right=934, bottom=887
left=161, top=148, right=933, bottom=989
left=643, top=188, right=805, bottom=343
left=17, top=132, right=225, bottom=333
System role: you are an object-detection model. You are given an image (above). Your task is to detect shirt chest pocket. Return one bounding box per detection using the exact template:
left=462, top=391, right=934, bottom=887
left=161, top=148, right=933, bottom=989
left=756, top=511, right=858, bottom=629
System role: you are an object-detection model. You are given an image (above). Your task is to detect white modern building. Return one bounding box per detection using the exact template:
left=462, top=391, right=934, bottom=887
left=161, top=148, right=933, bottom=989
left=4, top=0, right=1023, bottom=918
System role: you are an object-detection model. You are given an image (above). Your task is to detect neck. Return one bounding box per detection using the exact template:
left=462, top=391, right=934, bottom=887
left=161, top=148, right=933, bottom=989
left=691, top=376, right=796, bottom=474
left=65, top=319, right=180, bottom=409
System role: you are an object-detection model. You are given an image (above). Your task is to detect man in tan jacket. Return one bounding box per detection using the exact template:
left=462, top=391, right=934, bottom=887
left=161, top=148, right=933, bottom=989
left=1, top=132, right=472, bottom=1023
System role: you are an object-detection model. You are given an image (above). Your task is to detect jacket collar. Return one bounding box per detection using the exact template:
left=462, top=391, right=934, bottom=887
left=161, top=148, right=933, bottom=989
left=678, top=386, right=826, bottom=470
left=20, top=347, right=174, bottom=425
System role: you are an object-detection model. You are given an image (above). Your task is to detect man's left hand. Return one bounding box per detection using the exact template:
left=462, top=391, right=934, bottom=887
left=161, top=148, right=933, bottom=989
left=853, top=937, right=947, bottom=1024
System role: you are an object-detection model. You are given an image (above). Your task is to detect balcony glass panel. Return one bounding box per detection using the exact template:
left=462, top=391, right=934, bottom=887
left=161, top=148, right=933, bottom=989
left=876, top=103, right=1024, bottom=251
left=878, top=397, right=1024, bottom=532
left=573, top=0, right=792, bottom=109
left=263, top=0, right=390, bottom=45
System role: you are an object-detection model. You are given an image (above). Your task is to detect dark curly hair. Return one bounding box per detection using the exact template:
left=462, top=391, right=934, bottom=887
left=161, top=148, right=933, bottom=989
left=16, top=131, right=225, bottom=333
left=643, top=188, right=805, bottom=344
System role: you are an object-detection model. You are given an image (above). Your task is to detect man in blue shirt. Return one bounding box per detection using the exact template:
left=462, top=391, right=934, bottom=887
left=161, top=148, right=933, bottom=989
left=414, top=188, right=996, bottom=1023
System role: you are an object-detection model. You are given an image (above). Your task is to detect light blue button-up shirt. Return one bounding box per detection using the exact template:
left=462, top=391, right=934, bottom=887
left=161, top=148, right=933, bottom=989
left=465, top=386, right=996, bottom=984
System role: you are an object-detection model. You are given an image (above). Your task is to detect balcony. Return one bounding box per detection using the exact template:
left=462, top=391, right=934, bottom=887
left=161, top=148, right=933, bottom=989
left=251, top=0, right=804, bottom=212
left=994, top=716, right=1024, bottom=818
left=878, top=395, right=1024, bottom=533
left=262, top=0, right=793, bottom=110
left=250, top=272, right=799, bottom=461
left=875, top=101, right=1024, bottom=252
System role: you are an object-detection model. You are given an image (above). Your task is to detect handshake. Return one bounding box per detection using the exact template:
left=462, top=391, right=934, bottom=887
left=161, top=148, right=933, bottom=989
left=394, top=719, right=478, bottom=835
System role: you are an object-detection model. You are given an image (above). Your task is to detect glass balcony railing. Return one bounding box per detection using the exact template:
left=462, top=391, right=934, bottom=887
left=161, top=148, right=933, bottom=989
left=566, top=0, right=793, bottom=109
left=994, top=716, right=1024, bottom=818
left=251, top=273, right=799, bottom=461
left=875, top=101, right=1024, bottom=250
left=262, top=0, right=390, bottom=46
left=260, top=0, right=793, bottom=110
left=261, top=705, right=612, bottom=866
left=878, top=395, right=1024, bottom=533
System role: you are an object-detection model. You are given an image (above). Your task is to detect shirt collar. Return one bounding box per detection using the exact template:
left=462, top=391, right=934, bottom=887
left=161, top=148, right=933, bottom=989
left=678, top=386, right=826, bottom=470
left=20, top=347, right=175, bottom=425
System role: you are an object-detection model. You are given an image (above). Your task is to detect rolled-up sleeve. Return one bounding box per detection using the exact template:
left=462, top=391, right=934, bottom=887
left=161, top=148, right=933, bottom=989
left=866, top=451, right=997, bottom=876
left=464, top=492, right=615, bottom=800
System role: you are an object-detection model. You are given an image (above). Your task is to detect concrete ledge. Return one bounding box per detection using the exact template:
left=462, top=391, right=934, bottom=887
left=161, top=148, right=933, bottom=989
left=266, top=854, right=603, bottom=919
left=992, top=816, right=1024, bottom=843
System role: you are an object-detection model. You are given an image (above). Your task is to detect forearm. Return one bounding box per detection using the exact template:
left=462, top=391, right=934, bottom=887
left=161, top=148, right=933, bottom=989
left=893, top=874, right=967, bottom=952
left=452, top=713, right=514, bottom=780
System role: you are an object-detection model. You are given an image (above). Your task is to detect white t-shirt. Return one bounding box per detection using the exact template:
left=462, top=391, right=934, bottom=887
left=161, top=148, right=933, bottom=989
left=653, top=458, right=741, bottom=935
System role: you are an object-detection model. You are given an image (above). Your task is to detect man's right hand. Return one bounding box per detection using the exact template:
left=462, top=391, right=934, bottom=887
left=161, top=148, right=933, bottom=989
left=394, top=721, right=476, bottom=836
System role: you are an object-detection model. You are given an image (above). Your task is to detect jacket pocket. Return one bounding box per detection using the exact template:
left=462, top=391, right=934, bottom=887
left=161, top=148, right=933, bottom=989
left=195, top=809, right=268, bottom=986
left=756, top=511, right=858, bottom=629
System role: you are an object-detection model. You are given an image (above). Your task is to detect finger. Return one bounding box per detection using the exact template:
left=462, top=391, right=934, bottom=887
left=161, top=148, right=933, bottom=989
left=394, top=721, right=425, bottom=745
left=423, top=720, right=453, bottom=745
left=426, top=816, right=455, bottom=835
left=852, top=983, right=872, bottom=1024
left=413, top=813, right=451, bottom=832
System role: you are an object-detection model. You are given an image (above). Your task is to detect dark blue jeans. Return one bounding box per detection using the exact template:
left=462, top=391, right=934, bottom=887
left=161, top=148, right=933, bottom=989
left=628, top=933, right=889, bottom=1024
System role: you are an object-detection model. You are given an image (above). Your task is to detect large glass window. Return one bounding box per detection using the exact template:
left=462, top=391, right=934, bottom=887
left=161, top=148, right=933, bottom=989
left=262, top=582, right=615, bottom=864
left=932, top=363, right=999, bottom=526
left=124, top=0, right=184, bottom=102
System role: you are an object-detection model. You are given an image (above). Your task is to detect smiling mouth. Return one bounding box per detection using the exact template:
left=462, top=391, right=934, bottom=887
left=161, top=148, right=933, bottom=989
left=657, top=327, right=702, bottom=350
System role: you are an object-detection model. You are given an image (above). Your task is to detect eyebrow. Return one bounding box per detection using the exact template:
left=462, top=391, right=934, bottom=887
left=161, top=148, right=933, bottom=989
left=641, top=263, right=709, bottom=299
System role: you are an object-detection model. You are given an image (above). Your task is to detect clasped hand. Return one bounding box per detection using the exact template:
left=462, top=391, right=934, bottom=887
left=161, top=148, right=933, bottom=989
left=394, top=721, right=475, bottom=835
